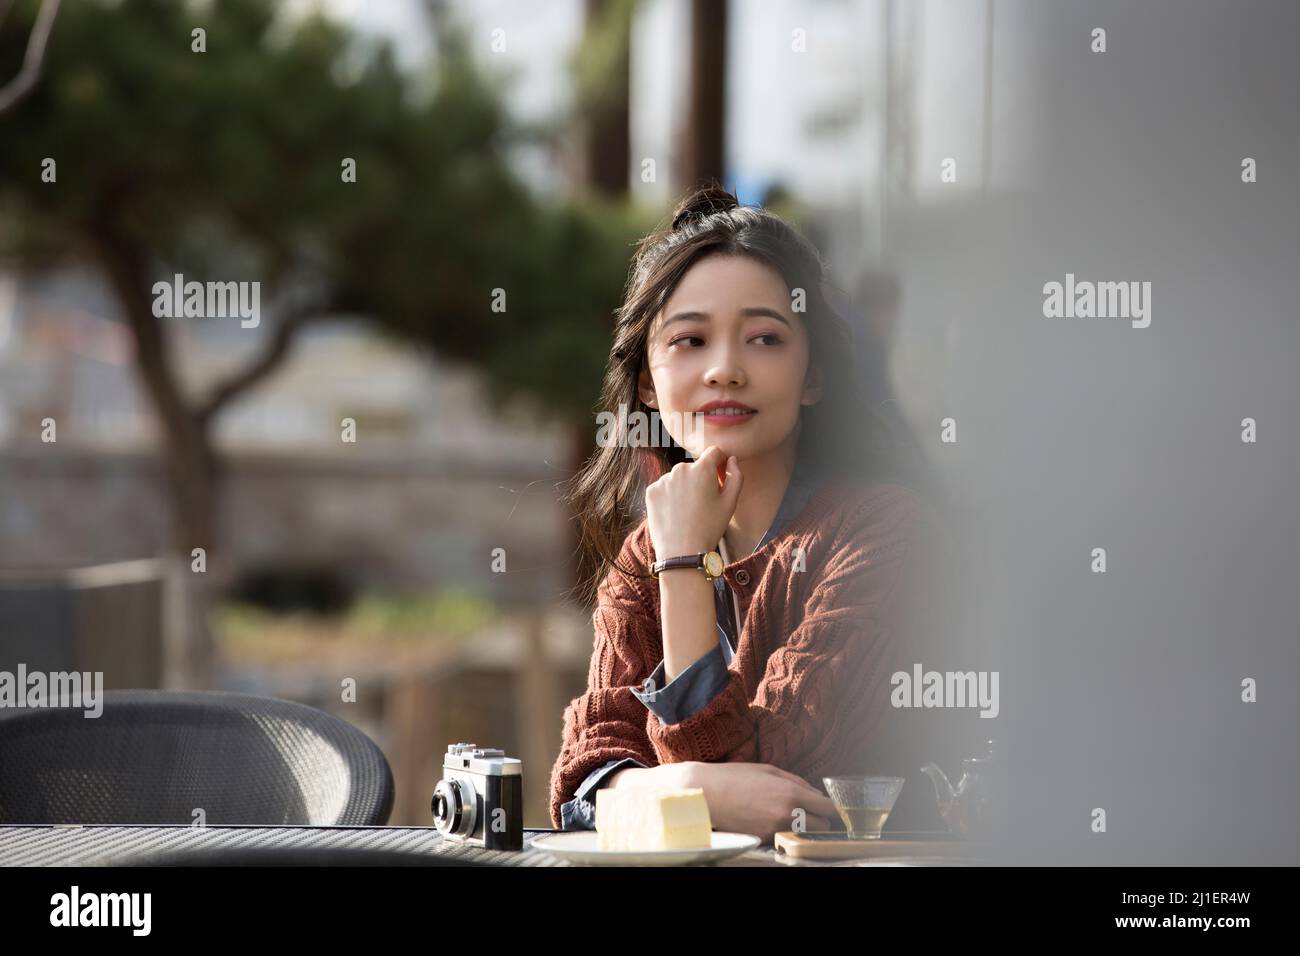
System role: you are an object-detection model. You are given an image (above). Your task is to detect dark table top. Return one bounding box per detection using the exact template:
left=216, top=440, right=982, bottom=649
left=0, top=825, right=806, bottom=867
left=1, top=825, right=980, bottom=867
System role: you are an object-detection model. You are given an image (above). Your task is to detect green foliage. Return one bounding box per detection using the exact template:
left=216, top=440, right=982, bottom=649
left=347, top=587, right=493, bottom=637
left=0, top=0, right=651, bottom=418
left=215, top=586, right=496, bottom=647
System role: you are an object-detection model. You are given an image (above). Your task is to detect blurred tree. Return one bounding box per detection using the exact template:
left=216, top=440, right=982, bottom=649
left=0, top=0, right=61, bottom=114
left=0, top=0, right=647, bottom=683
left=574, top=0, right=633, bottom=196
left=679, top=0, right=726, bottom=191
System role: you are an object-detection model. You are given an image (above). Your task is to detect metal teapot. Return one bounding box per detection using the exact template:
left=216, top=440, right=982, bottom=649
left=920, top=738, right=999, bottom=838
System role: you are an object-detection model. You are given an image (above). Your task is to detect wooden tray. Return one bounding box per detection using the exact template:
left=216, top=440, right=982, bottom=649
left=774, top=830, right=984, bottom=861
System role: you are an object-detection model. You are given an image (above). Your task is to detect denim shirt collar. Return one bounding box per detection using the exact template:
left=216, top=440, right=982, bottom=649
left=713, top=455, right=826, bottom=661
left=717, top=453, right=824, bottom=562
left=755, top=454, right=823, bottom=552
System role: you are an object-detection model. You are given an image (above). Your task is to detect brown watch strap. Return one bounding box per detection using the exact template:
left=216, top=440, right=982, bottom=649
left=651, top=553, right=706, bottom=576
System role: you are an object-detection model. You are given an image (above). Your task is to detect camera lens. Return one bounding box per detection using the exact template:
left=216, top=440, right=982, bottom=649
left=431, top=777, right=477, bottom=836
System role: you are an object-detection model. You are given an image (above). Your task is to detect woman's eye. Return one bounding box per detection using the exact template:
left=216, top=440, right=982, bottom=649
left=667, top=333, right=781, bottom=348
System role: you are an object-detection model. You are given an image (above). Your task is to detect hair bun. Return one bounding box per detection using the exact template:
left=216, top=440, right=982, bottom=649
left=670, top=182, right=740, bottom=231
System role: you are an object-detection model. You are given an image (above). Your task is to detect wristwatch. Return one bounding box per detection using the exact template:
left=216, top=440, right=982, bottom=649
left=651, top=550, right=724, bottom=581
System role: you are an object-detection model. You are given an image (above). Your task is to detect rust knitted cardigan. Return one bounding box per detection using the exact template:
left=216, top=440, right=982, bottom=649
left=549, top=478, right=951, bottom=829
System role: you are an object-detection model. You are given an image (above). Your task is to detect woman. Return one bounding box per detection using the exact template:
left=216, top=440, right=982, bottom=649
left=548, top=183, right=956, bottom=841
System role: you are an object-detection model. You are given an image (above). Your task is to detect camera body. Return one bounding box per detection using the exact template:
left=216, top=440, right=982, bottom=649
left=431, top=743, right=523, bottom=850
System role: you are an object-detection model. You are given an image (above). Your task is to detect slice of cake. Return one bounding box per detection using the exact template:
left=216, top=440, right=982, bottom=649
left=594, top=786, right=713, bottom=851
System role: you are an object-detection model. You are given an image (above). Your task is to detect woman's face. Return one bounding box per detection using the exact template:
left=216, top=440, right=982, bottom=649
left=638, top=253, right=822, bottom=463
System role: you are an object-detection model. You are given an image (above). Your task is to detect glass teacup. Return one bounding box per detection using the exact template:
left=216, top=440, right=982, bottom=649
left=822, top=776, right=905, bottom=839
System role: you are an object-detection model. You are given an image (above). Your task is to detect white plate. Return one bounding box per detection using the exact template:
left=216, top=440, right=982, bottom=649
left=530, top=830, right=761, bottom=866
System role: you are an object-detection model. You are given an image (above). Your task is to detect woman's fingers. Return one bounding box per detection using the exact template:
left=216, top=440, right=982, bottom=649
left=802, top=793, right=839, bottom=817
left=761, top=762, right=827, bottom=793
left=719, top=454, right=743, bottom=507
left=694, top=444, right=727, bottom=477
left=753, top=763, right=838, bottom=816
left=790, top=783, right=838, bottom=817
left=759, top=763, right=808, bottom=785
left=691, top=445, right=743, bottom=512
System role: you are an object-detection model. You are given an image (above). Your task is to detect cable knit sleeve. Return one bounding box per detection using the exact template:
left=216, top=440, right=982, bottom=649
left=642, top=487, right=940, bottom=782
left=548, top=525, right=662, bottom=828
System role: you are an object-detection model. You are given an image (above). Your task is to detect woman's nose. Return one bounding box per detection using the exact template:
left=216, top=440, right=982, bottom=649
left=705, top=356, right=745, bottom=387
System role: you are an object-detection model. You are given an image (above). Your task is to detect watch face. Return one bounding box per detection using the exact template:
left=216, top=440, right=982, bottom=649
left=703, top=551, right=724, bottom=578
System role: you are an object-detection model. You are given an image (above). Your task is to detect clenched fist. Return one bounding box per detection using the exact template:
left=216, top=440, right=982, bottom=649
left=645, top=445, right=744, bottom=557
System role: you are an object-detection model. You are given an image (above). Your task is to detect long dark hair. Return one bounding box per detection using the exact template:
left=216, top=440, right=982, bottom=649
left=563, top=182, right=944, bottom=608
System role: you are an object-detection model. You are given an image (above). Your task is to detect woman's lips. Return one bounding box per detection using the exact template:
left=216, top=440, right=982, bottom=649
left=700, top=409, right=757, bottom=426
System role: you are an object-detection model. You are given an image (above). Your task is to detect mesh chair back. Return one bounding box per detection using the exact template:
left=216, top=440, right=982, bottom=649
left=0, top=690, right=394, bottom=825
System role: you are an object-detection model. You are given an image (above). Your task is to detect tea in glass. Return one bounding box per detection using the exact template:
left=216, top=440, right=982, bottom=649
left=822, top=776, right=905, bottom=839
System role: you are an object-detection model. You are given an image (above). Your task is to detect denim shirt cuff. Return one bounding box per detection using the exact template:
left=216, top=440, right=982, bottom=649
left=630, top=644, right=731, bottom=726
left=560, top=795, right=597, bottom=830
left=561, top=756, right=648, bottom=830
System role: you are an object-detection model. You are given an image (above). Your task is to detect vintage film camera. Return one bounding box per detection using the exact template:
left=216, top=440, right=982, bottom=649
left=431, top=743, right=523, bottom=850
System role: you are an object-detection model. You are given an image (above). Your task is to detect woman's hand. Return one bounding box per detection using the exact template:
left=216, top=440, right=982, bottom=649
left=645, top=445, right=743, bottom=557
left=606, top=761, right=696, bottom=792
left=684, top=761, right=840, bottom=842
